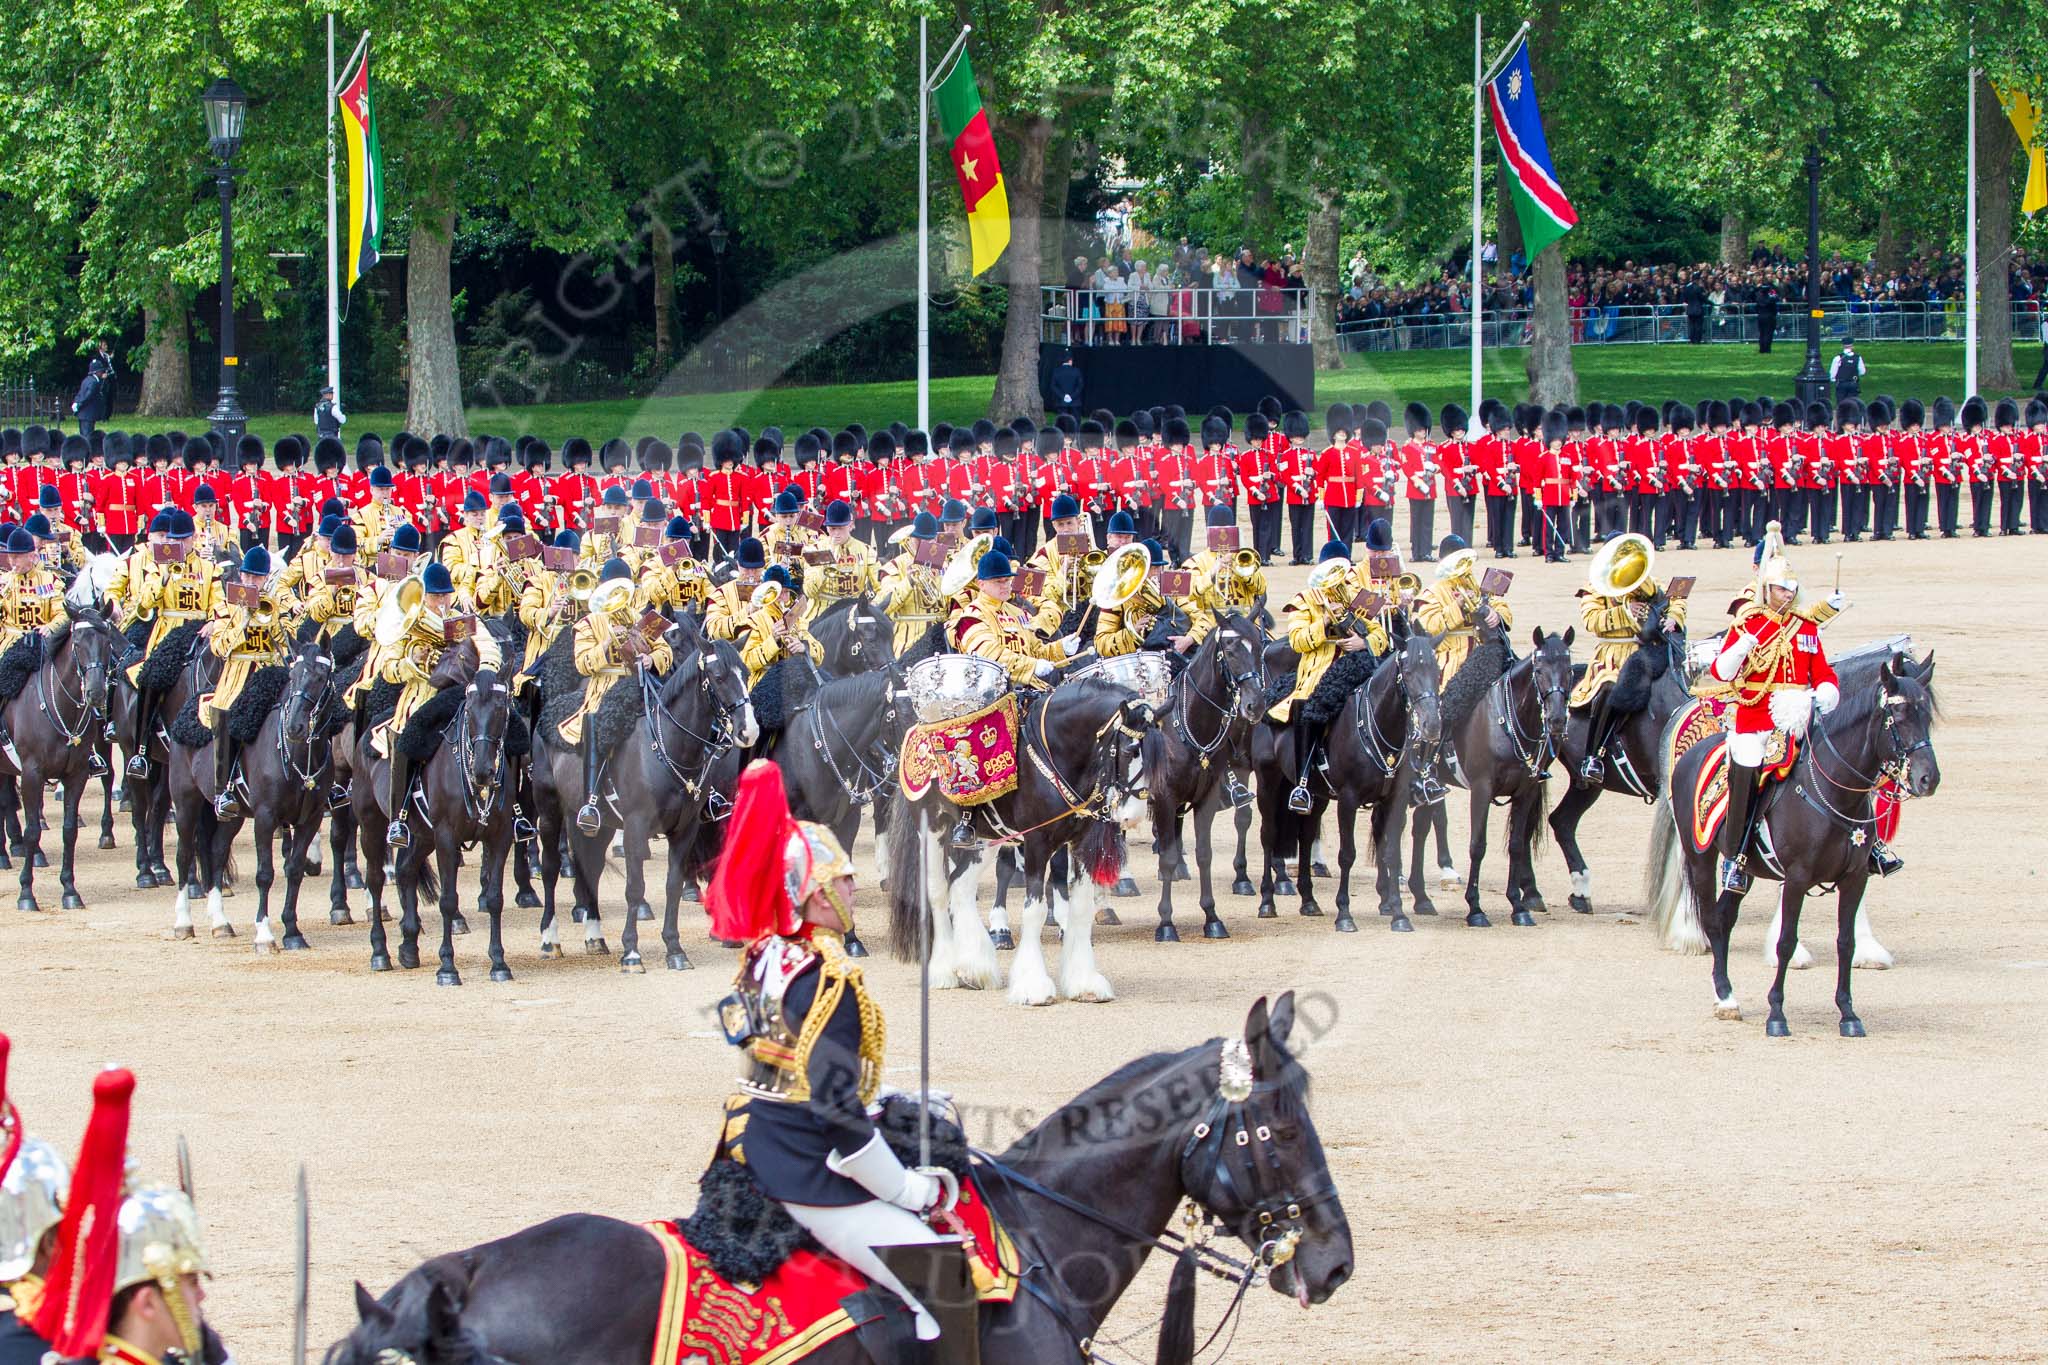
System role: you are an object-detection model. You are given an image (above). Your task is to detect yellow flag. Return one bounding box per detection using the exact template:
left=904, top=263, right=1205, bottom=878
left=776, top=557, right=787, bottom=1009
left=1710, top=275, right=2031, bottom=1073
left=1993, top=81, right=2046, bottom=216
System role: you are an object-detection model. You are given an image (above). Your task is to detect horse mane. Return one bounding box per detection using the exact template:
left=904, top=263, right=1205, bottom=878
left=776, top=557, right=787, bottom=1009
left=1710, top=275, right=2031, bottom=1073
left=811, top=667, right=895, bottom=711
left=1826, top=650, right=1938, bottom=737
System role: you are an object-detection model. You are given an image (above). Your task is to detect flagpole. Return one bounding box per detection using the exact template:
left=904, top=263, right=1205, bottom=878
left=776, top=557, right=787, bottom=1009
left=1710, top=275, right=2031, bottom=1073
left=326, top=11, right=339, bottom=405
left=1965, top=44, right=1978, bottom=399
left=917, top=16, right=930, bottom=438
left=1469, top=11, right=1483, bottom=436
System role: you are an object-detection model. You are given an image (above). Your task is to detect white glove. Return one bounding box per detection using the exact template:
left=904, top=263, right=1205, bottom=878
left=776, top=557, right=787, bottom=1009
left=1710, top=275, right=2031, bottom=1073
left=1825, top=590, right=1848, bottom=611
left=1729, top=632, right=1758, bottom=659
left=1034, top=659, right=1057, bottom=679
left=1062, top=633, right=1083, bottom=657
left=825, top=1130, right=940, bottom=1213
left=1814, top=681, right=1840, bottom=715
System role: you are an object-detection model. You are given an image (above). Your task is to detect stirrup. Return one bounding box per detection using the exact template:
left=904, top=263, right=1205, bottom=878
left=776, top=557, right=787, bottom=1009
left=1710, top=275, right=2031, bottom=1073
left=1225, top=774, right=1254, bottom=809
left=1868, top=843, right=1903, bottom=878
left=1718, top=856, right=1751, bottom=894
left=215, top=787, right=242, bottom=817
left=948, top=816, right=977, bottom=849
left=513, top=813, right=538, bottom=841
left=327, top=784, right=351, bottom=812
left=126, top=752, right=151, bottom=778
left=86, top=747, right=108, bottom=775
left=1577, top=755, right=1605, bottom=785
left=575, top=801, right=603, bottom=836
left=1286, top=782, right=1312, bottom=814
left=386, top=819, right=411, bottom=849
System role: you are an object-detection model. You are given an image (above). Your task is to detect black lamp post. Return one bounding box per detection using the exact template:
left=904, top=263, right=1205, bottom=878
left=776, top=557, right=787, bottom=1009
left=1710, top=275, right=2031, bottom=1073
left=708, top=225, right=729, bottom=324
left=202, top=76, right=248, bottom=461
left=1792, top=80, right=1833, bottom=409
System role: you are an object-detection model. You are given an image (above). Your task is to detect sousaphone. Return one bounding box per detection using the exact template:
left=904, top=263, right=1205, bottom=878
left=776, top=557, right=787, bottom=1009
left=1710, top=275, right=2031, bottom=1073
left=1588, top=531, right=1653, bottom=597
left=1091, top=541, right=1151, bottom=609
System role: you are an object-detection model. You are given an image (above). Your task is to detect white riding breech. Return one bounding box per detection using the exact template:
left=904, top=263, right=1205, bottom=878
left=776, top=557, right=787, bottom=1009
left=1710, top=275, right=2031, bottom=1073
left=782, top=1198, right=953, bottom=1340
left=1725, top=728, right=1770, bottom=768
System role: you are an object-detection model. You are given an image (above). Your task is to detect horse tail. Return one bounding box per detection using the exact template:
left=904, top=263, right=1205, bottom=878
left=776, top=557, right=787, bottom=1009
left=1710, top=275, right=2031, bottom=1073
left=1644, top=788, right=1704, bottom=954
left=885, top=784, right=927, bottom=964
left=1529, top=774, right=1551, bottom=856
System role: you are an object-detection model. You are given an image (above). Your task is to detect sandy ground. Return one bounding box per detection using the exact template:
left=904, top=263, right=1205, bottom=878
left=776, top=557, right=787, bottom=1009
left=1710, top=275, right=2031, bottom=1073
left=5, top=526, right=2047, bottom=1363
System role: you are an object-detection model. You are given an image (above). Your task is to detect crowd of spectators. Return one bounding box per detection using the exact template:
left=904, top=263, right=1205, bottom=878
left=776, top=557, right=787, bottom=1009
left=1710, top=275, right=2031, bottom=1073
left=1057, top=242, right=1307, bottom=344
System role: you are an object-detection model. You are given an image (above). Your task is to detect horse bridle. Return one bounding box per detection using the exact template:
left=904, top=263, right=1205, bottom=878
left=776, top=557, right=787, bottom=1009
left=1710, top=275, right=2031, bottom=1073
left=1169, top=630, right=1260, bottom=771
left=37, top=624, right=109, bottom=751
left=645, top=650, right=747, bottom=801
left=805, top=682, right=899, bottom=808
left=1797, top=682, right=1933, bottom=833
left=1348, top=649, right=1419, bottom=780
left=278, top=653, right=335, bottom=791
left=450, top=679, right=510, bottom=824
left=1491, top=656, right=1567, bottom=781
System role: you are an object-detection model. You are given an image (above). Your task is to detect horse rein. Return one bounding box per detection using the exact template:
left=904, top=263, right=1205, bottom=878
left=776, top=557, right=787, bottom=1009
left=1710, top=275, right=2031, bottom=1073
left=1489, top=661, right=1566, bottom=781
left=805, top=684, right=898, bottom=807
left=277, top=655, right=335, bottom=791
left=1794, top=685, right=1931, bottom=836
left=449, top=680, right=510, bottom=824
left=1167, top=630, right=1259, bottom=771
left=645, top=652, right=746, bottom=800
left=36, top=625, right=108, bottom=750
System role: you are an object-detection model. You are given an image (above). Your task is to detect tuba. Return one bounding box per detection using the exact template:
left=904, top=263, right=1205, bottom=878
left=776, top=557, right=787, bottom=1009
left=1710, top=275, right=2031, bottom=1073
left=940, top=532, right=997, bottom=599
left=374, top=573, right=426, bottom=648
left=1587, top=531, right=1653, bottom=598
left=1092, top=541, right=1151, bottom=609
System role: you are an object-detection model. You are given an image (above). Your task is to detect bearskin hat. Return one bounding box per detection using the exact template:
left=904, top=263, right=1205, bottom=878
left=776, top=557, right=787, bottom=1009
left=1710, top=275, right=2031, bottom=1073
left=1325, top=404, right=1353, bottom=437
left=1164, top=416, right=1192, bottom=446
left=1078, top=419, right=1105, bottom=451
left=1257, top=395, right=1283, bottom=424
left=1281, top=410, right=1311, bottom=441
left=1359, top=417, right=1389, bottom=448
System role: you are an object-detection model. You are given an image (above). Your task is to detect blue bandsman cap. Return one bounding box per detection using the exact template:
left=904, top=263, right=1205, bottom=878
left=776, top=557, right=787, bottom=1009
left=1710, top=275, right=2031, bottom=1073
left=391, top=523, right=422, bottom=553
left=1049, top=493, right=1081, bottom=521
left=462, top=489, right=488, bottom=512
left=909, top=511, right=939, bottom=540
left=553, top=529, right=582, bottom=553
left=23, top=514, right=53, bottom=540
left=940, top=499, right=969, bottom=524
left=631, top=478, right=654, bottom=500
left=149, top=509, right=176, bottom=535
left=641, top=498, right=666, bottom=522
left=330, top=524, right=358, bottom=555
left=167, top=510, right=196, bottom=539
left=239, top=546, right=271, bottom=576
left=968, top=507, right=998, bottom=532
left=771, top=489, right=803, bottom=516
left=317, top=513, right=342, bottom=538
left=1364, top=518, right=1393, bottom=552
left=1143, top=538, right=1167, bottom=566
left=5, top=528, right=35, bottom=555
left=762, top=564, right=795, bottom=590
left=367, top=466, right=395, bottom=490
left=600, top=555, right=632, bottom=583
left=976, top=550, right=1014, bottom=580
left=496, top=503, right=525, bottom=526
left=601, top=485, right=631, bottom=507
left=1317, top=540, right=1350, bottom=563
left=192, top=482, right=217, bottom=506
left=736, top=537, right=767, bottom=568
left=665, top=515, right=691, bottom=539
left=824, top=499, right=853, bottom=527
left=420, top=561, right=455, bottom=594
left=991, top=536, right=1015, bottom=559
left=489, top=472, right=513, bottom=494
left=1107, top=511, right=1135, bottom=536
left=1205, top=504, right=1234, bottom=528
left=37, top=485, right=59, bottom=508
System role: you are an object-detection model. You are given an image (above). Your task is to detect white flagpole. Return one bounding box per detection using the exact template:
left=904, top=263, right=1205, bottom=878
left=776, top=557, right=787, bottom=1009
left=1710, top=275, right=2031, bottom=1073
left=326, top=12, right=339, bottom=405
left=917, top=16, right=930, bottom=437
left=1469, top=11, right=1483, bottom=435
left=1966, top=45, right=1979, bottom=399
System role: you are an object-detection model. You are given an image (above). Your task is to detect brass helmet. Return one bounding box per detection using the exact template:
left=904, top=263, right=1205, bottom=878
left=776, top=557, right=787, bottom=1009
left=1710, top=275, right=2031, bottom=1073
left=786, top=820, right=858, bottom=929
left=1091, top=541, right=1151, bottom=609
left=1588, top=532, right=1654, bottom=597
left=1755, top=520, right=1798, bottom=601
left=0, top=1134, right=68, bottom=1281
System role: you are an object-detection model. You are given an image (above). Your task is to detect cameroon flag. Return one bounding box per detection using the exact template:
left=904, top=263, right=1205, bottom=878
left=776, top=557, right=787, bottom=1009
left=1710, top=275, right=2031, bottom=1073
left=338, top=48, right=384, bottom=288
left=933, top=49, right=1009, bottom=275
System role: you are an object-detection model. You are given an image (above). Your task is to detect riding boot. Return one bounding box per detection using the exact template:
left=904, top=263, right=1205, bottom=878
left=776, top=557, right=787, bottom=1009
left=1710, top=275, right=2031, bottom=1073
left=1577, top=693, right=1613, bottom=787
left=575, top=731, right=603, bottom=836
left=1288, top=724, right=1317, bottom=814
left=1868, top=840, right=1903, bottom=877
left=385, top=751, right=412, bottom=849
left=0, top=716, right=18, bottom=771
left=127, top=687, right=155, bottom=776
left=213, top=735, right=242, bottom=816
left=1717, top=761, right=1758, bottom=893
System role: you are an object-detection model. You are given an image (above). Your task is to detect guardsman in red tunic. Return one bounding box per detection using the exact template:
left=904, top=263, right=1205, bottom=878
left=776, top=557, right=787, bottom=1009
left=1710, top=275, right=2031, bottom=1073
left=1512, top=404, right=1543, bottom=550
left=1235, top=412, right=1278, bottom=563
left=1992, top=397, right=2024, bottom=536
left=1661, top=404, right=1699, bottom=550
left=1272, top=410, right=1314, bottom=565
left=1071, top=419, right=1109, bottom=543
left=1313, top=404, right=1356, bottom=548
left=1535, top=408, right=1574, bottom=562
left=2026, top=396, right=2048, bottom=534
left=1399, top=401, right=1440, bottom=563
left=1153, top=416, right=1195, bottom=562
left=1437, top=403, right=1475, bottom=548
left=549, top=437, right=596, bottom=533
left=1702, top=526, right=1851, bottom=892
left=1193, top=412, right=1238, bottom=519
left=1004, top=421, right=1040, bottom=556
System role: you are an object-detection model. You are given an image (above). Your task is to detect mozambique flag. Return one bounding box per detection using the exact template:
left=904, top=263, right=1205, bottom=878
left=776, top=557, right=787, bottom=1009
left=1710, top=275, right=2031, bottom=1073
left=1992, top=81, right=2046, bottom=217
left=933, top=48, right=1009, bottom=275
left=1485, top=38, right=1577, bottom=260
left=337, top=47, right=384, bottom=288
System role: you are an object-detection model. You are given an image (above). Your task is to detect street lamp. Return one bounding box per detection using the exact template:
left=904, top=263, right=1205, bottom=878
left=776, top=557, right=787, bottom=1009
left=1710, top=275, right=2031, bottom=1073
left=202, top=76, right=248, bottom=460
left=708, top=224, right=729, bottom=326
left=1792, top=79, right=1833, bottom=409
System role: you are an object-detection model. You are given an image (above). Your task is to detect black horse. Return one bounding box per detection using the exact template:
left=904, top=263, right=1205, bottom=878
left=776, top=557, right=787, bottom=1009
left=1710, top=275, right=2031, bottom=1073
left=351, top=644, right=520, bottom=984
left=1143, top=613, right=1267, bottom=941
left=0, top=608, right=121, bottom=913
left=1646, top=650, right=1940, bottom=1036
left=325, top=994, right=1352, bottom=1365
left=1415, top=627, right=1575, bottom=928
left=887, top=677, right=1152, bottom=1007
left=1548, top=608, right=1694, bottom=912
left=807, top=593, right=897, bottom=677
left=113, top=628, right=219, bottom=889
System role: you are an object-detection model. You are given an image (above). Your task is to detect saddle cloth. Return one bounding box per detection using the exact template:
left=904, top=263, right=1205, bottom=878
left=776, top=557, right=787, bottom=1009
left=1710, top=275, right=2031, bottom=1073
left=900, top=693, right=1020, bottom=807
left=1668, top=699, right=1798, bottom=855
left=642, top=1172, right=1017, bottom=1365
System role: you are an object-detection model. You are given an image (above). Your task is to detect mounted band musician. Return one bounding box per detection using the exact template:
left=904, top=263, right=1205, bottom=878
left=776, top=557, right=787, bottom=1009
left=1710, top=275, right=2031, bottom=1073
left=633, top=515, right=711, bottom=616
left=563, top=558, right=674, bottom=835
left=950, top=549, right=1076, bottom=688
left=1570, top=531, right=1685, bottom=787
left=705, top=536, right=768, bottom=642
left=876, top=511, right=948, bottom=655
left=121, top=509, right=220, bottom=779
left=200, top=545, right=296, bottom=817
left=1182, top=505, right=1266, bottom=643
left=801, top=499, right=878, bottom=624
left=707, top=760, right=960, bottom=1346
left=1271, top=542, right=1386, bottom=814
left=378, top=559, right=501, bottom=850
left=1412, top=534, right=1512, bottom=690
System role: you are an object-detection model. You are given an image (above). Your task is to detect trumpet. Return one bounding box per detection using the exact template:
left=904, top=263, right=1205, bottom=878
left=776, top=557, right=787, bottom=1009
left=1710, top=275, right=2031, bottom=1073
left=1232, top=548, right=1261, bottom=579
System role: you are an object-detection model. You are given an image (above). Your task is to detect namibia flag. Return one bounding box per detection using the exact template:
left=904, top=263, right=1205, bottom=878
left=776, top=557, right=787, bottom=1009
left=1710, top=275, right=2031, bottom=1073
left=338, top=47, right=384, bottom=288
left=1485, top=39, right=1577, bottom=260
left=933, top=48, right=1009, bottom=276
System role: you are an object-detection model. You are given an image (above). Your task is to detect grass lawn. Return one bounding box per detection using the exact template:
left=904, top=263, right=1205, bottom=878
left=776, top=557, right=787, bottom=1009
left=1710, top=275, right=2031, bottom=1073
left=121, top=340, right=2037, bottom=446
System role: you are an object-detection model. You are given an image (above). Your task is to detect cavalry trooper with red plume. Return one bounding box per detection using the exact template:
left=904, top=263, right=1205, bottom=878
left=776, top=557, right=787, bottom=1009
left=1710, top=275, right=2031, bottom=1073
left=1, top=1033, right=71, bottom=1365
left=27, top=1067, right=230, bottom=1365
left=708, top=761, right=960, bottom=1350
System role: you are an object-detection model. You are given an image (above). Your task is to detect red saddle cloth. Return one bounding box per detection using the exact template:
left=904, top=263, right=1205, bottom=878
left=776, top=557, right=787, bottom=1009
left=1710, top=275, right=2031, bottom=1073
left=642, top=1172, right=1018, bottom=1365
left=1667, top=699, right=1799, bottom=855
left=900, top=694, right=1021, bottom=807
